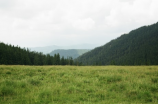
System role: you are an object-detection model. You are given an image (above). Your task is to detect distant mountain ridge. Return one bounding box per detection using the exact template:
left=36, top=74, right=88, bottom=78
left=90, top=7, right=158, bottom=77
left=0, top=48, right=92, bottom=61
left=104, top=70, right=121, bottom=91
left=29, top=44, right=97, bottom=54
left=77, top=22, right=158, bottom=65
left=50, top=49, right=90, bottom=59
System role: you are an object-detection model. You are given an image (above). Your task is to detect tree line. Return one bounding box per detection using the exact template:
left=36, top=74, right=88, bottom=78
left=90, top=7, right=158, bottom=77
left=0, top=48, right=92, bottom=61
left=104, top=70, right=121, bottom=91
left=0, top=42, right=80, bottom=65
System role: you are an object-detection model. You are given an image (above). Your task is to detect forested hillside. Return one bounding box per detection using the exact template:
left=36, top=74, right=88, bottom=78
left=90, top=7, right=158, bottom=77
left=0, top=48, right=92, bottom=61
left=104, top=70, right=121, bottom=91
left=50, top=49, right=90, bottom=59
left=77, top=22, right=158, bottom=65
left=0, top=42, right=75, bottom=65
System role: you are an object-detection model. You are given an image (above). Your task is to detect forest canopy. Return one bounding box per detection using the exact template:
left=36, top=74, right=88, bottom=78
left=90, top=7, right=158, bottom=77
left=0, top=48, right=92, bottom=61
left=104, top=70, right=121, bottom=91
left=0, top=42, right=76, bottom=65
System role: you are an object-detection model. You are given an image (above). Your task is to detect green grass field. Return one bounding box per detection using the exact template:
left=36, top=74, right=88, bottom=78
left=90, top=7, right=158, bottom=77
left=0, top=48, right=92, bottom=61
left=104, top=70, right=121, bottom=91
left=0, top=65, right=158, bottom=104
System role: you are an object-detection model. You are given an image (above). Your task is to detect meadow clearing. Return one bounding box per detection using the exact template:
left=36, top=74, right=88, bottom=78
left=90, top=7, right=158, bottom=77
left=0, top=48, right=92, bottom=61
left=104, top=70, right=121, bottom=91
left=0, top=65, right=158, bottom=104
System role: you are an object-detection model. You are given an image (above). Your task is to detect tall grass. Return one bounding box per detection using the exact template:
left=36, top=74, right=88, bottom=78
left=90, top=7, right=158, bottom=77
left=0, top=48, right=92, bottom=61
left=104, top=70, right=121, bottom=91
left=0, top=65, right=158, bottom=103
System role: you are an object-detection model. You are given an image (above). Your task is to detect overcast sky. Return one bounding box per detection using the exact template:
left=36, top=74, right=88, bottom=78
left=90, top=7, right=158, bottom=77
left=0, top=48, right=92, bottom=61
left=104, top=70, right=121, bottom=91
left=0, top=0, right=158, bottom=48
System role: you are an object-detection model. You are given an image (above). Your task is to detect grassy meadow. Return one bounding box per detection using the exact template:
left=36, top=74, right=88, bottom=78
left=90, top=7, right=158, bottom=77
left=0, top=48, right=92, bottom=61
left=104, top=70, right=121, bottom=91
left=0, top=65, right=158, bottom=104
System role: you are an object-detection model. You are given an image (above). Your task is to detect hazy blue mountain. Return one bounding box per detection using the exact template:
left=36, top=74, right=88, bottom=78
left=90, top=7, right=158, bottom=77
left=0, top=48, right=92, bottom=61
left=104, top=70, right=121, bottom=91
left=29, top=45, right=62, bottom=54
left=77, top=22, right=158, bottom=65
left=29, top=44, right=97, bottom=54
left=50, top=49, right=90, bottom=59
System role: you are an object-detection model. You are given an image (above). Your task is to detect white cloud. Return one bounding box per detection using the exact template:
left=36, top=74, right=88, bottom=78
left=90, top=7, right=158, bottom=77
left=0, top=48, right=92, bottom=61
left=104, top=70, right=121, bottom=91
left=73, top=18, right=95, bottom=30
left=0, top=0, right=158, bottom=47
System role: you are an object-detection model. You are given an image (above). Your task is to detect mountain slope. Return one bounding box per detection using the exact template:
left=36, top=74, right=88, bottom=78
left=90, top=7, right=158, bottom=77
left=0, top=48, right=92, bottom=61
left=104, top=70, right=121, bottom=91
left=77, top=22, right=158, bottom=65
left=50, top=49, right=90, bottom=59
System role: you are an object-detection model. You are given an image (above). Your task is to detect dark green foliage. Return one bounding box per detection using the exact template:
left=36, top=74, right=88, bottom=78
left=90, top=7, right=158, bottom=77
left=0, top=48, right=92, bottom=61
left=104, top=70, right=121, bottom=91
left=126, top=91, right=152, bottom=102
left=96, top=93, right=105, bottom=100
left=2, top=80, right=17, bottom=87
left=77, top=22, right=158, bottom=65
left=126, top=90, right=138, bottom=100
left=0, top=86, right=15, bottom=97
left=150, top=84, right=158, bottom=92
left=106, top=75, right=122, bottom=83
left=6, top=71, right=11, bottom=74
left=28, top=79, right=41, bottom=86
left=98, top=75, right=122, bottom=83
left=151, top=77, right=158, bottom=83
left=0, top=42, right=76, bottom=65
left=109, top=83, right=127, bottom=92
